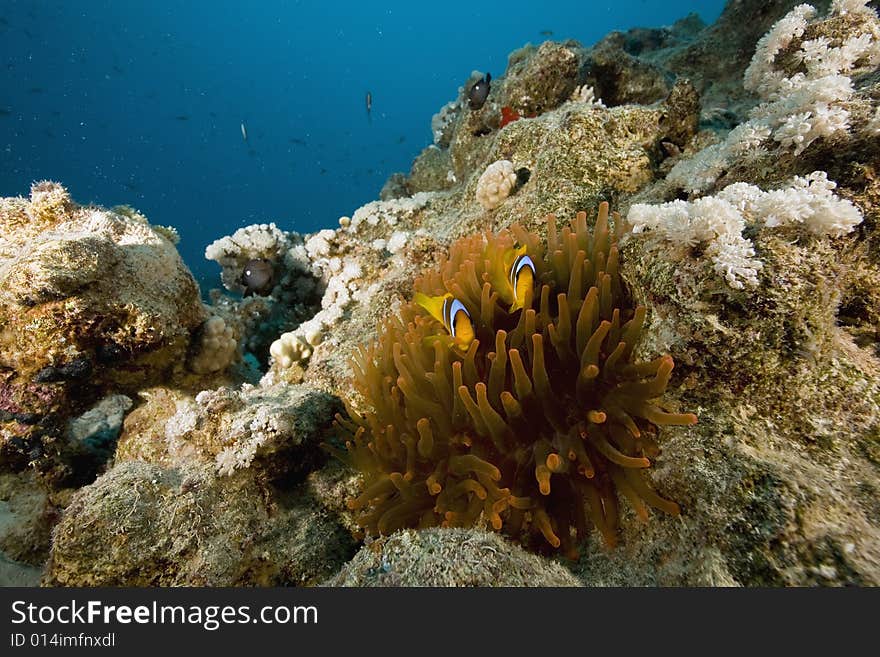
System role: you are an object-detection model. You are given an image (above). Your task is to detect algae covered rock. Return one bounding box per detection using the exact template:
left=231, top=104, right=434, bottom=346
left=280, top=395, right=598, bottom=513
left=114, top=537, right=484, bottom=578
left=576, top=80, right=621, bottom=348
left=117, top=381, right=338, bottom=480
left=501, top=41, right=584, bottom=115
left=0, top=471, right=62, bottom=566
left=326, top=528, right=581, bottom=587
left=45, top=460, right=356, bottom=586
left=577, top=204, right=880, bottom=585
left=581, top=31, right=673, bottom=107
left=407, top=145, right=455, bottom=194
left=0, top=183, right=205, bottom=485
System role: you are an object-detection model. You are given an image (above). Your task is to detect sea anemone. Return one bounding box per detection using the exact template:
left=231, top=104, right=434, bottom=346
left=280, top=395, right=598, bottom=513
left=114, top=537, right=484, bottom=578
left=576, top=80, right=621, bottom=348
left=332, top=203, right=697, bottom=555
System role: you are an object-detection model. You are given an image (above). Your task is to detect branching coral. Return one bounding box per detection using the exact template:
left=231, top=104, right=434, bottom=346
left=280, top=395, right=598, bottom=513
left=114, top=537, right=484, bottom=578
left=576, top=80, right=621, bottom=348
left=188, top=315, right=238, bottom=374
left=332, top=204, right=696, bottom=555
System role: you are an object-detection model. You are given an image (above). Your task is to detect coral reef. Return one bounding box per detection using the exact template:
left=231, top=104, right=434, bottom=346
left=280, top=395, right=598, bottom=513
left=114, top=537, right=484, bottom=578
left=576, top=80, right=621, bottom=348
left=476, top=159, right=519, bottom=209
left=667, top=1, right=880, bottom=194
left=0, top=183, right=205, bottom=486
left=7, top=0, right=880, bottom=587
left=44, top=460, right=355, bottom=586
left=116, top=381, right=337, bottom=481
left=334, top=205, right=696, bottom=555
left=326, top=527, right=581, bottom=586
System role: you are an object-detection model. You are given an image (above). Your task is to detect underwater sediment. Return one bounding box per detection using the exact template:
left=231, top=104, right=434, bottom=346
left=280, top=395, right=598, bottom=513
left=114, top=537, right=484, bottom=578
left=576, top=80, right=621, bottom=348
left=2, top=0, right=880, bottom=586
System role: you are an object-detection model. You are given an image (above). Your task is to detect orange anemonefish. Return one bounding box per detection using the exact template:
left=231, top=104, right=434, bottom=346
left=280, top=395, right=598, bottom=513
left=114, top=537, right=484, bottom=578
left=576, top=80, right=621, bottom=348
left=507, top=246, right=536, bottom=312
left=413, top=292, right=475, bottom=350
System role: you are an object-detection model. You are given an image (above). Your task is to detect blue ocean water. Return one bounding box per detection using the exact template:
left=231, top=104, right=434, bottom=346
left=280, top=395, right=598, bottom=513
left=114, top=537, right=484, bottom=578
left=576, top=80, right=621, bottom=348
left=0, top=1, right=725, bottom=288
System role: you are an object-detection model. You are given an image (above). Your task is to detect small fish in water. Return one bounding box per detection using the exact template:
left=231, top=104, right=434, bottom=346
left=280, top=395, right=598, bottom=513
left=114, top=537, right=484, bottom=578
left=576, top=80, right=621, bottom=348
left=539, top=29, right=554, bottom=36
left=365, top=91, right=372, bottom=122
left=288, top=137, right=306, bottom=145
left=175, top=115, right=189, bottom=121
left=468, top=72, right=491, bottom=110
left=0, top=108, right=11, bottom=117
left=414, top=292, right=475, bottom=351
left=240, top=259, right=274, bottom=296
left=240, top=122, right=248, bottom=141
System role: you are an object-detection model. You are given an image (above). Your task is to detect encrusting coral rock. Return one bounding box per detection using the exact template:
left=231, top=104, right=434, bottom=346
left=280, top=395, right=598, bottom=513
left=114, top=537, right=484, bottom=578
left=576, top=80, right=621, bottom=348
left=326, top=527, right=582, bottom=587
left=501, top=41, right=583, bottom=116
left=65, top=394, right=133, bottom=465
left=44, top=460, right=355, bottom=586
left=266, top=194, right=435, bottom=379
left=45, top=380, right=356, bottom=586
left=332, top=204, right=697, bottom=556
left=0, top=471, right=61, bottom=567
left=0, top=182, right=204, bottom=485
left=117, top=382, right=338, bottom=480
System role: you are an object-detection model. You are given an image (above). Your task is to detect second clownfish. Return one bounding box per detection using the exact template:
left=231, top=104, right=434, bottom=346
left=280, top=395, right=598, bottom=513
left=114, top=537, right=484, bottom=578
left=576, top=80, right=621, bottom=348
left=414, top=292, right=475, bottom=351
left=507, top=246, right=536, bottom=312
left=484, top=242, right=537, bottom=312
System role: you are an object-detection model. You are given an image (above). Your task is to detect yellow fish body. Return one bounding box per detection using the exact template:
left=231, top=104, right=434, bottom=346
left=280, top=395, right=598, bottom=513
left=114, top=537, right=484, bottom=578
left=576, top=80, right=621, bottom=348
left=414, top=292, right=475, bottom=350
left=507, top=246, right=535, bottom=312
left=485, top=243, right=536, bottom=312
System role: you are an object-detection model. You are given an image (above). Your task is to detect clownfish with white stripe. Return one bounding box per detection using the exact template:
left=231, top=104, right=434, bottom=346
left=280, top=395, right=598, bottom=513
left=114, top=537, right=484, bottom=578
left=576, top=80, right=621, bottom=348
left=507, top=246, right=536, bottom=312
left=414, top=292, right=475, bottom=351
left=485, top=243, right=536, bottom=312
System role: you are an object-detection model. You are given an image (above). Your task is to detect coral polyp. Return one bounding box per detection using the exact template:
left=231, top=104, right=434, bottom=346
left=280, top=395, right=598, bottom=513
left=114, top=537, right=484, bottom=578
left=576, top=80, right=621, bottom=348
left=333, top=203, right=697, bottom=555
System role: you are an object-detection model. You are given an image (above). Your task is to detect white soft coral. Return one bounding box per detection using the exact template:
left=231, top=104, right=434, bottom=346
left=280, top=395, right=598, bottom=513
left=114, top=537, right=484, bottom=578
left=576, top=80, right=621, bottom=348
left=670, top=2, right=880, bottom=192
left=719, top=171, right=863, bottom=236
left=628, top=172, right=863, bottom=289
